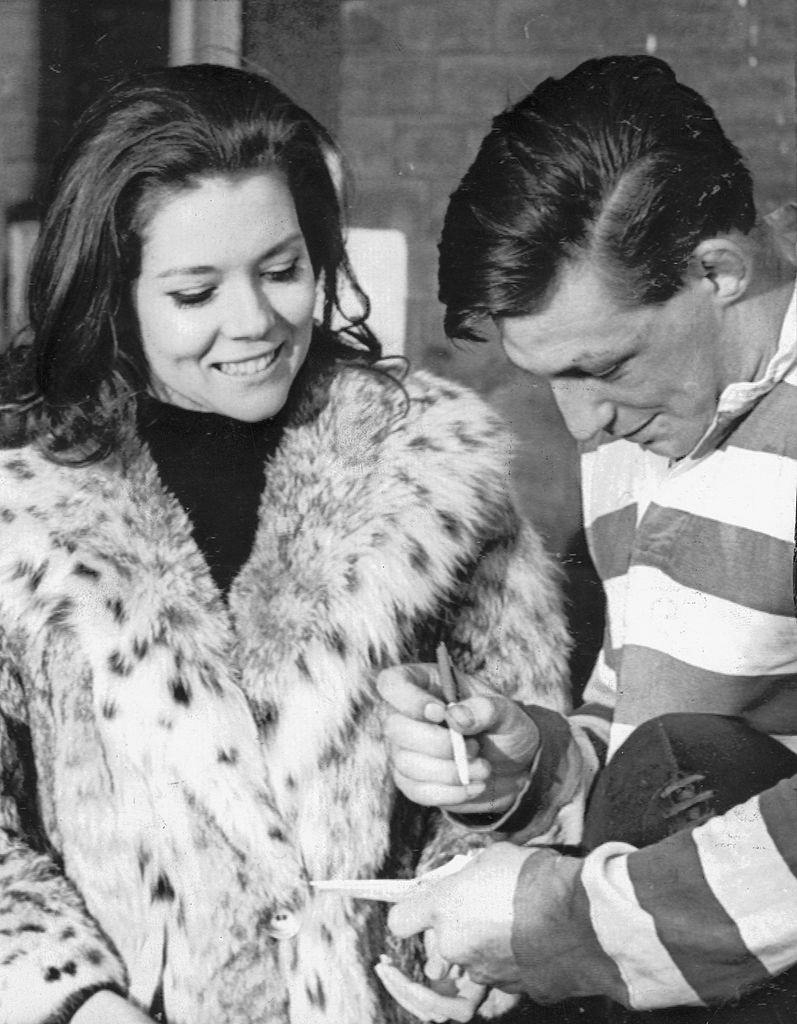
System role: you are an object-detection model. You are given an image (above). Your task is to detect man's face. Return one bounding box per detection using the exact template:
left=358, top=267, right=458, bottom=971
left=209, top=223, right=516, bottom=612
left=498, top=260, right=725, bottom=459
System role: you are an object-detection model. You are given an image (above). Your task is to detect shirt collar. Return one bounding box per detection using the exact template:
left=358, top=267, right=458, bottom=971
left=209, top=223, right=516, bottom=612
left=689, top=274, right=797, bottom=459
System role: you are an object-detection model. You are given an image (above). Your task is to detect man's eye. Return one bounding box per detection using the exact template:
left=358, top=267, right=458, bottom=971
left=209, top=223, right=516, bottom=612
left=170, top=289, right=214, bottom=308
left=593, top=363, right=621, bottom=380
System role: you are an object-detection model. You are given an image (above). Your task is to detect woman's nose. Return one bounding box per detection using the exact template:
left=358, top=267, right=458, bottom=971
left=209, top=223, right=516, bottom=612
left=550, top=378, right=616, bottom=441
left=224, top=277, right=275, bottom=340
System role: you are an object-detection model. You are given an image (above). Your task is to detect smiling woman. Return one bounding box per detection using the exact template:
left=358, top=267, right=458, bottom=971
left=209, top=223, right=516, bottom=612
left=134, top=173, right=316, bottom=422
left=0, top=64, right=571, bottom=1024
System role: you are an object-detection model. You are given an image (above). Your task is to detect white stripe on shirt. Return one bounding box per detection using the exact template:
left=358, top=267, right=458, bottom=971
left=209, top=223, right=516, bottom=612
left=694, top=795, right=797, bottom=977
left=582, top=842, right=703, bottom=1009
left=659, top=446, right=797, bottom=544
left=623, top=565, right=797, bottom=676
left=581, top=442, right=666, bottom=529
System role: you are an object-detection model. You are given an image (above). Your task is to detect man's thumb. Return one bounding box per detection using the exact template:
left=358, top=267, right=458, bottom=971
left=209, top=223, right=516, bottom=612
left=387, top=891, right=434, bottom=939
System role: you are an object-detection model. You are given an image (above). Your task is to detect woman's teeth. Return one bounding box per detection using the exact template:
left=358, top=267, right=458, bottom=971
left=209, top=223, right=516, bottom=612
left=216, top=350, right=280, bottom=377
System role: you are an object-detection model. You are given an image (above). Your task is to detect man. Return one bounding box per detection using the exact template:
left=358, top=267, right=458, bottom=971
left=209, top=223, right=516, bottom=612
left=378, top=55, right=797, bottom=1022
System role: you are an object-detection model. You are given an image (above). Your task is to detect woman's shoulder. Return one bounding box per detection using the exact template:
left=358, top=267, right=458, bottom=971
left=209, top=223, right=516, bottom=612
left=0, top=442, right=55, bottom=488
left=0, top=444, right=73, bottom=514
left=326, top=360, right=508, bottom=448
left=403, top=365, right=505, bottom=429
left=0, top=441, right=120, bottom=524
left=318, top=363, right=513, bottom=516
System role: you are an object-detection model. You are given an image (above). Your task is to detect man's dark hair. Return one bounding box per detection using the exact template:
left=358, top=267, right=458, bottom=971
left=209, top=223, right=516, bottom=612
left=439, top=55, right=756, bottom=341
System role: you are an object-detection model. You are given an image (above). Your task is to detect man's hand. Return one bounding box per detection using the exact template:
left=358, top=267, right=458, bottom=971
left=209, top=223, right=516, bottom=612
left=377, top=664, right=541, bottom=814
left=387, top=843, right=591, bottom=1005
left=374, top=954, right=488, bottom=1023
left=71, top=990, right=154, bottom=1023
left=386, top=842, right=537, bottom=990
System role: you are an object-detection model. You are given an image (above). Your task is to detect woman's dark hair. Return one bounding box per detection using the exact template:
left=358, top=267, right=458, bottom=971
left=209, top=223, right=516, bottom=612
left=4, top=63, right=380, bottom=458
left=439, top=54, right=756, bottom=341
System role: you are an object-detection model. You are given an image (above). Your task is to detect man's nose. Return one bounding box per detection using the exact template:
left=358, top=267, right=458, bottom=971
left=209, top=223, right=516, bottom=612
left=224, top=277, right=275, bottom=340
left=549, top=378, right=615, bottom=441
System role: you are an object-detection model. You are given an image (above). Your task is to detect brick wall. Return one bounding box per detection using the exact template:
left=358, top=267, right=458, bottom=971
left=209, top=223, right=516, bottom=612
left=0, top=0, right=39, bottom=207
left=38, top=0, right=168, bottom=161
left=244, top=0, right=342, bottom=133
left=0, top=0, right=168, bottom=344
left=0, top=1, right=40, bottom=339
left=338, top=0, right=796, bottom=555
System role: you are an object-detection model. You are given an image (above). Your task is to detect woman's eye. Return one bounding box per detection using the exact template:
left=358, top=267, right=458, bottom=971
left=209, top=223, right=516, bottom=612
left=263, top=261, right=300, bottom=283
left=170, top=288, right=215, bottom=308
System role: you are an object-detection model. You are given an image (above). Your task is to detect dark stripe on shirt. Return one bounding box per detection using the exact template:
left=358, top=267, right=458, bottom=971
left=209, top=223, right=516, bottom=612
left=615, top=646, right=797, bottom=730
left=632, top=509, right=794, bottom=617
left=627, top=831, right=771, bottom=1004
left=759, top=775, right=797, bottom=881
left=586, top=503, right=638, bottom=583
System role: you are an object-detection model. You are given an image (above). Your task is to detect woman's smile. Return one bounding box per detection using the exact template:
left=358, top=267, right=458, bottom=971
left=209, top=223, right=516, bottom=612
left=213, top=344, right=285, bottom=378
left=134, top=172, right=316, bottom=421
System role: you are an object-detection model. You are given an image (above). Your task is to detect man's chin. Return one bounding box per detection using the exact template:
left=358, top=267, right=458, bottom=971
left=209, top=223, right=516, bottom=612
left=638, top=434, right=696, bottom=460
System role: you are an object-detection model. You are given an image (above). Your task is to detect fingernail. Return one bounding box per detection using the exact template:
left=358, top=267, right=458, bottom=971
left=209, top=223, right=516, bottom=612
left=447, top=704, right=474, bottom=730
left=408, top=665, right=431, bottom=687
left=424, top=702, right=445, bottom=724
left=465, top=781, right=486, bottom=798
left=424, top=959, right=445, bottom=981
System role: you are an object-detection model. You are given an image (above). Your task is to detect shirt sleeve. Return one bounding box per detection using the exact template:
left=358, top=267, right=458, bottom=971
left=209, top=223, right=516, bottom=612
left=453, top=706, right=599, bottom=847
left=512, top=775, right=797, bottom=1010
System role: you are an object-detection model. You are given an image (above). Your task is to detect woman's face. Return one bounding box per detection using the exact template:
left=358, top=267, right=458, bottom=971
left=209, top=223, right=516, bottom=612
left=133, top=171, right=317, bottom=421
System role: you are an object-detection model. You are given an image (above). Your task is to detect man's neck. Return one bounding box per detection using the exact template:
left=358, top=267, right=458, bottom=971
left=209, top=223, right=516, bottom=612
left=721, top=224, right=795, bottom=386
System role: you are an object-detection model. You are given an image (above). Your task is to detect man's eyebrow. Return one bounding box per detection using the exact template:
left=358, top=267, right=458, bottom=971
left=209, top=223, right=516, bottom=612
left=155, top=232, right=304, bottom=279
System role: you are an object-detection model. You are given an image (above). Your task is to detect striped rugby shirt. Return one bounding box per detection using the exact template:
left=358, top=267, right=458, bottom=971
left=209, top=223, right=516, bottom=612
left=511, top=269, right=797, bottom=1008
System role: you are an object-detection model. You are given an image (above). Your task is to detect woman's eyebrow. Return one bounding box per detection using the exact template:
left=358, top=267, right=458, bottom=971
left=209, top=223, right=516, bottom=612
left=155, top=232, right=305, bottom=279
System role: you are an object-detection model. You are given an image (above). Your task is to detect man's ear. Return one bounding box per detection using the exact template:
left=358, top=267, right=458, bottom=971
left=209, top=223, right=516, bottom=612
left=689, top=236, right=751, bottom=304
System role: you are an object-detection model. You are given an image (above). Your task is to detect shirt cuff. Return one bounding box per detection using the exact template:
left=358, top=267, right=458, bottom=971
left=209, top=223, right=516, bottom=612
left=511, top=848, right=631, bottom=1004
left=505, top=710, right=598, bottom=845
left=445, top=709, right=599, bottom=844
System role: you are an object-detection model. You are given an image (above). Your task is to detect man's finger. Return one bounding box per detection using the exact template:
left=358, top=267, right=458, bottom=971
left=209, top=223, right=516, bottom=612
left=424, top=928, right=449, bottom=981
left=387, top=890, right=435, bottom=939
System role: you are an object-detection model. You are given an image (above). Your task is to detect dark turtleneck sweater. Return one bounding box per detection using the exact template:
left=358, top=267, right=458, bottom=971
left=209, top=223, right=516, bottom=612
left=136, top=396, right=284, bottom=597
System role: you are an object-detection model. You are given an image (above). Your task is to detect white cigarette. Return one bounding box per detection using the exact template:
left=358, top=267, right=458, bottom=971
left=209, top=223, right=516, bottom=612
left=447, top=715, right=470, bottom=787
left=435, top=643, right=470, bottom=787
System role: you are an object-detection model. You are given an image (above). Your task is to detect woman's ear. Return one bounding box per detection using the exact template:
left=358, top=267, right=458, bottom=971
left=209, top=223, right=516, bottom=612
left=689, top=236, right=751, bottom=304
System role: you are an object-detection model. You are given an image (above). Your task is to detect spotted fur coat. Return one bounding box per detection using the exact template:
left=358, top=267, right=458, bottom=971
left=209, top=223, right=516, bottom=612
left=0, top=361, right=570, bottom=1024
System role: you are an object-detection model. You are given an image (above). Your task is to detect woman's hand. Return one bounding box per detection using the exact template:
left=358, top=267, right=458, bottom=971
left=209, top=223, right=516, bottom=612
left=71, top=990, right=154, bottom=1023
left=376, top=664, right=541, bottom=815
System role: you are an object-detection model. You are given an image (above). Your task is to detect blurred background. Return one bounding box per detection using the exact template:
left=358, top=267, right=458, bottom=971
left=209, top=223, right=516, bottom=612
left=0, top=0, right=794, bottom=690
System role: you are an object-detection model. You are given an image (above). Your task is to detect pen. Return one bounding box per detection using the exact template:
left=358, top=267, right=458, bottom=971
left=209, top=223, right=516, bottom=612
left=310, top=853, right=475, bottom=901
left=435, top=642, right=470, bottom=787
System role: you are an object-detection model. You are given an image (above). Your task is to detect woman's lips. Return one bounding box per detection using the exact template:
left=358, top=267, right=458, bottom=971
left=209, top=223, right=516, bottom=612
left=214, top=345, right=284, bottom=377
